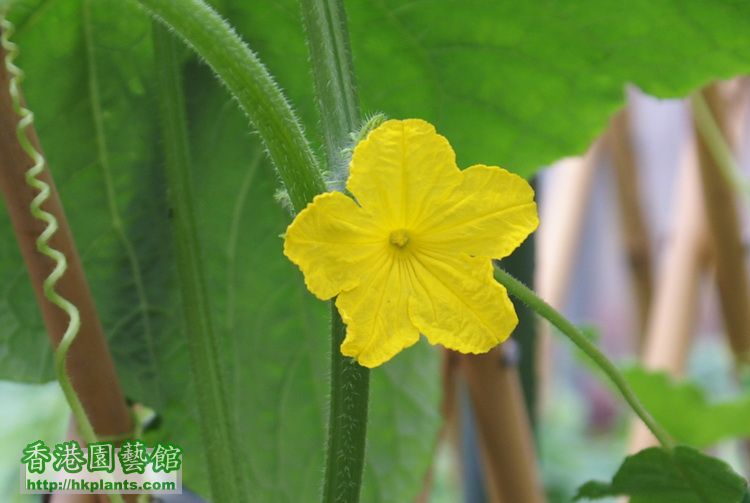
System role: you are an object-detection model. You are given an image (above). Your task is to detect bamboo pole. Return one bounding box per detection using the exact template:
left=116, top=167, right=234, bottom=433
left=0, top=36, right=132, bottom=442
left=460, top=345, right=545, bottom=503
left=693, top=84, right=750, bottom=364
left=608, top=109, right=654, bottom=340
left=415, top=349, right=459, bottom=503
left=536, top=140, right=602, bottom=411
left=629, top=135, right=710, bottom=452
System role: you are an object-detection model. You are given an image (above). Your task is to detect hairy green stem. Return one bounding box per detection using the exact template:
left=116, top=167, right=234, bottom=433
left=325, top=305, right=370, bottom=503
left=691, top=92, right=750, bottom=207
left=300, top=0, right=359, bottom=183
left=152, top=23, right=245, bottom=501
left=494, top=267, right=675, bottom=451
left=299, top=0, right=370, bottom=501
left=137, top=0, right=325, bottom=212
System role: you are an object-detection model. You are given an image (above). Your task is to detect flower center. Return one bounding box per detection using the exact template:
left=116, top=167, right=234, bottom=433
left=389, top=229, right=410, bottom=248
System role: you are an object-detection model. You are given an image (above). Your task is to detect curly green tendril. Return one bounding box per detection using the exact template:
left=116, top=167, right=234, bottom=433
left=1, top=13, right=102, bottom=446
left=3, top=17, right=126, bottom=502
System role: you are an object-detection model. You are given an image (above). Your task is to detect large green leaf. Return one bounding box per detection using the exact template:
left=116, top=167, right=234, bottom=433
left=623, top=366, right=750, bottom=448
left=227, top=0, right=750, bottom=177
left=0, top=1, right=441, bottom=501
left=574, top=446, right=749, bottom=503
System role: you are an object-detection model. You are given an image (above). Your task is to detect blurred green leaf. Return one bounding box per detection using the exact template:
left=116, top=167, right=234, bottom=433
left=575, top=446, right=748, bottom=502
left=227, top=0, right=750, bottom=176
left=623, top=365, right=750, bottom=447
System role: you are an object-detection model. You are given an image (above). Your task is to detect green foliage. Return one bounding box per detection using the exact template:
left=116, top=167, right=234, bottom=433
left=227, top=0, right=750, bottom=176
left=575, top=446, right=748, bottom=503
left=623, top=365, right=750, bottom=447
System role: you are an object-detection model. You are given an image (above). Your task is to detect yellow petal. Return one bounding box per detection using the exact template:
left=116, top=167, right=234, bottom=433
left=418, top=165, right=538, bottom=259
left=347, top=119, right=462, bottom=228
left=283, top=192, right=384, bottom=300
left=407, top=249, right=517, bottom=353
left=337, top=251, right=420, bottom=368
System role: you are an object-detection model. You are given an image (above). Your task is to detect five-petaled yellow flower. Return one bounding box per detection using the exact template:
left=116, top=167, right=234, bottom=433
left=284, top=119, right=538, bottom=368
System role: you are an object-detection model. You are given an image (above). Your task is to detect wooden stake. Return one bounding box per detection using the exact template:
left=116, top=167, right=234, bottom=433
left=693, top=84, right=750, bottom=364
left=460, top=346, right=545, bottom=503
left=415, top=349, right=460, bottom=503
left=536, top=140, right=602, bottom=411
left=629, top=134, right=710, bottom=452
left=0, top=37, right=132, bottom=442
left=608, top=109, right=654, bottom=341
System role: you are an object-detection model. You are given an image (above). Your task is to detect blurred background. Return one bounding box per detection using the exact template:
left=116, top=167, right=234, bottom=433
left=425, top=81, right=750, bottom=502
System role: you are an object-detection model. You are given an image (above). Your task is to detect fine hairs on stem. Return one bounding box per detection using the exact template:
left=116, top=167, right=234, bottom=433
left=298, top=0, right=371, bottom=501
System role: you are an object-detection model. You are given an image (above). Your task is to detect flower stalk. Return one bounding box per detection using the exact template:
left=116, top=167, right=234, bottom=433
left=325, top=304, right=370, bottom=503
left=298, top=0, right=370, bottom=501
left=494, top=266, right=675, bottom=451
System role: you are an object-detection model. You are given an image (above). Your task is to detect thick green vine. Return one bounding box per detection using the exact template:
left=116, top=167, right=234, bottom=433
left=298, top=0, right=371, bottom=501
left=137, top=0, right=326, bottom=212
left=152, top=22, right=246, bottom=501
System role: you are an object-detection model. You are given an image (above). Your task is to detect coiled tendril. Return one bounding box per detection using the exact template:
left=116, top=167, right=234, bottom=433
left=1, top=13, right=98, bottom=445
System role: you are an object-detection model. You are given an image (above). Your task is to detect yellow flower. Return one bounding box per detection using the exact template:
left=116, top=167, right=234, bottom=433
left=283, top=119, right=538, bottom=368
